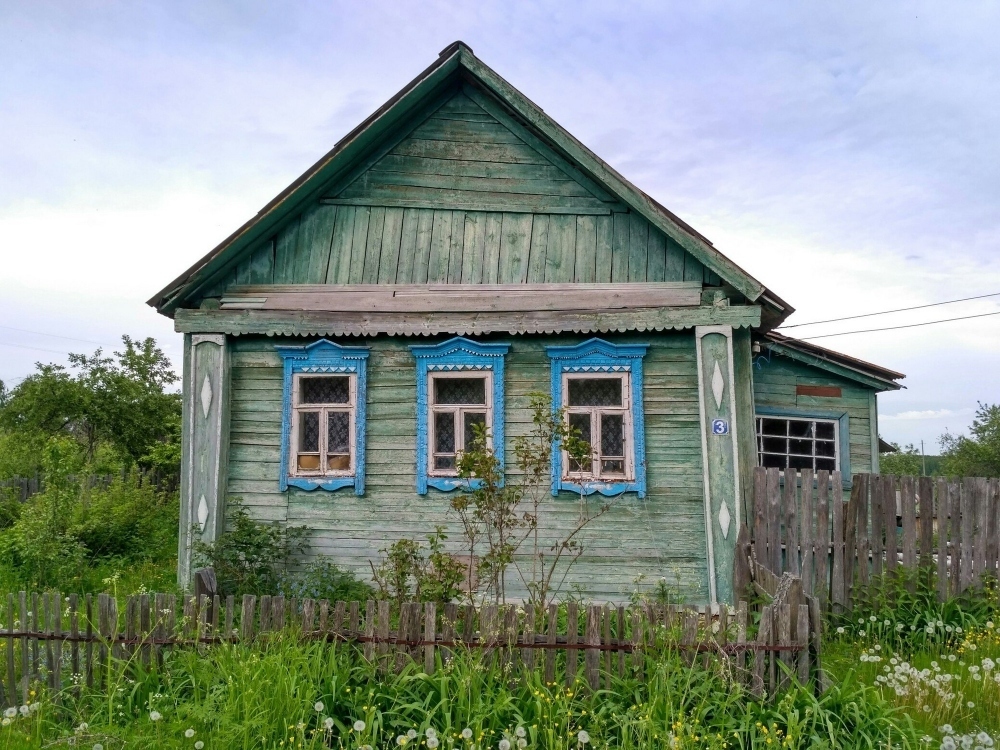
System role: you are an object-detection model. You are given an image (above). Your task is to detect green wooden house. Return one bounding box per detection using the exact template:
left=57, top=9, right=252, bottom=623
left=150, top=42, right=904, bottom=604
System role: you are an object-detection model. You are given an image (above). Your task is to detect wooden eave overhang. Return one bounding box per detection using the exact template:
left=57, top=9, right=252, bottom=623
left=148, top=41, right=776, bottom=318
left=761, top=332, right=904, bottom=392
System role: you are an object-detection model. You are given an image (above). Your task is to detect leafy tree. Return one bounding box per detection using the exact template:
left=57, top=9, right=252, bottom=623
left=940, top=402, right=1000, bottom=477
left=0, top=336, right=180, bottom=472
left=878, top=441, right=924, bottom=476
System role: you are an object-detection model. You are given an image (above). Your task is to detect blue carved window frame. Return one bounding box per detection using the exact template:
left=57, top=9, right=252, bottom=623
left=276, top=339, right=369, bottom=495
left=755, top=405, right=852, bottom=488
left=547, top=338, right=649, bottom=498
left=410, top=337, right=509, bottom=494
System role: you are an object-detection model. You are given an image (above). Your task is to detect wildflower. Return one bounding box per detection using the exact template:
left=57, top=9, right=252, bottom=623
left=870, top=616, right=877, bottom=622
left=185, top=729, right=196, bottom=738
left=94, top=745, right=104, bottom=750
left=323, top=718, right=334, bottom=730
left=463, top=728, right=474, bottom=740
left=836, top=627, right=845, bottom=634
left=949, top=654, right=957, bottom=662
left=3, top=708, right=15, bottom=719
left=987, top=621, right=995, bottom=629
left=1, top=718, right=10, bottom=727
left=967, top=701, right=975, bottom=708
left=515, top=727, right=526, bottom=738
left=578, top=730, right=591, bottom=745
left=195, top=743, right=205, bottom=750
left=517, top=740, right=527, bottom=749
left=941, top=727, right=954, bottom=736
left=18, top=706, right=29, bottom=717
left=942, top=738, right=957, bottom=750
left=149, top=711, right=162, bottom=722
left=408, top=729, right=418, bottom=740
left=977, top=734, right=992, bottom=745
left=355, top=721, right=367, bottom=732
left=428, top=739, right=440, bottom=749
left=426, top=728, right=436, bottom=739
left=76, top=722, right=89, bottom=733
left=397, top=736, right=408, bottom=746
left=500, top=740, right=511, bottom=750
left=314, top=701, right=325, bottom=712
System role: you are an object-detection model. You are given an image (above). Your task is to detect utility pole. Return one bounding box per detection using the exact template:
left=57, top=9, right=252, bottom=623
left=921, top=440, right=926, bottom=477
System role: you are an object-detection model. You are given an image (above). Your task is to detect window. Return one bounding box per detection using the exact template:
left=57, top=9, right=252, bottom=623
left=429, top=373, right=492, bottom=474
left=547, top=338, right=649, bottom=498
left=410, top=337, right=510, bottom=494
left=563, top=374, right=632, bottom=480
left=756, top=416, right=839, bottom=472
left=276, top=340, right=369, bottom=494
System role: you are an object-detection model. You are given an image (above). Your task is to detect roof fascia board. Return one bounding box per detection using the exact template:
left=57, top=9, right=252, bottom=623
left=152, top=52, right=463, bottom=314
left=456, top=48, right=766, bottom=302
left=765, top=341, right=901, bottom=391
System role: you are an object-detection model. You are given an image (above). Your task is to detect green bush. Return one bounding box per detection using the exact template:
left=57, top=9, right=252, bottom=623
left=281, top=559, right=374, bottom=602
left=69, top=475, right=178, bottom=559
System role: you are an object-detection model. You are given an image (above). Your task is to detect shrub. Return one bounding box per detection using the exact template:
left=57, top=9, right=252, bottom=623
left=281, top=559, right=374, bottom=602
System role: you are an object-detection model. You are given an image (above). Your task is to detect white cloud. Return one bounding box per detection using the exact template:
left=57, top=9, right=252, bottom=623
left=882, top=409, right=974, bottom=422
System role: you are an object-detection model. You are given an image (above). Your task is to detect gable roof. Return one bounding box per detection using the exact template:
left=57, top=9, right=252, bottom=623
left=149, top=42, right=786, bottom=319
left=761, top=331, right=905, bottom=391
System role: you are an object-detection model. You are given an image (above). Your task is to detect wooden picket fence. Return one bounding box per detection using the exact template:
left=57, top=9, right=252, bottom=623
left=0, top=586, right=821, bottom=709
left=749, top=468, right=1000, bottom=612
left=0, top=469, right=179, bottom=503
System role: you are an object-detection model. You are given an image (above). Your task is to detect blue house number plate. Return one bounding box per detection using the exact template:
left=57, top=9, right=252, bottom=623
left=712, top=419, right=729, bottom=435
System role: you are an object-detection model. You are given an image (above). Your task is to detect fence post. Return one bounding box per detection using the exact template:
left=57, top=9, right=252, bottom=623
left=423, top=602, right=436, bottom=674
left=800, top=469, right=814, bottom=595
left=767, top=468, right=782, bottom=572
left=815, top=471, right=830, bottom=610
left=796, top=603, right=810, bottom=685
left=831, top=473, right=845, bottom=612
left=585, top=606, right=600, bottom=691
left=784, top=470, right=799, bottom=575
left=565, top=602, right=579, bottom=688
left=961, top=479, right=976, bottom=592
left=919, top=477, right=935, bottom=571
left=975, top=478, right=990, bottom=586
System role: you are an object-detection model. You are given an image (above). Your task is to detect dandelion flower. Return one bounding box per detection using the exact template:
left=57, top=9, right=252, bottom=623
left=967, top=701, right=976, bottom=708
left=518, top=740, right=527, bottom=749
left=1, top=718, right=10, bottom=727
left=578, top=730, right=591, bottom=745
left=149, top=711, right=162, bottom=722
left=18, top=706, right=29, bottom=717
left=185, top=729, right=196, bottom=738
left=93, top=745, right=104, bottom=750
left=515, top=727, right=526, bottom=738
left=836, top=627, right=845, bottom=635
left=3, top=708, right=15, bottom=719
left=428, top=740, right=440, bottom=749
left=314, top=702, right=325, bottom=712
left=77, top=722, right=89, bottom=733
left=426, top=728, right=437, bottom=739
left=323, top=718, right=334, bottom=730
left=355, top=721, right=367, bottom=732
left=408, top=729, right=418, bottom=740
left=462, top=728, right=474, bottom=740
left=499, top=740, right=511, bottom=750
left=195, top=743, right=205, bottom=750
left=397, top=735, right=408, bottom=746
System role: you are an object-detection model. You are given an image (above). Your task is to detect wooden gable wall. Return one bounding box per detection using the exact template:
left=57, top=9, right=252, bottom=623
left=202, top=89, right=721, bottom=299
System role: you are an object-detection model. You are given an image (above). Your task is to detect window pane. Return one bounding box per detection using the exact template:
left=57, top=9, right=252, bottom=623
left=567, top=378, right=622, bottom=407
left=434, top=455, right=456, bottom=470
left=788, top=420, right=813, bottom=438
left=760, top=419, right=787, bottom=436
left=298, top=455, right=321, bottom=470
left=816, top=440, right=836, bottom=458
left=600, top=413, right=624, bottom=458
left=434, top=411, right=456, bottom=454
left=568, top=413, right=591, bottom=445
left=300, top=376, right=350, bottom=404
left=762, top=437, right=786, bottom=454
left=601, top=459, right=625, bottom=474
left=328, top=455, right=350, bottom=471
left=816, top=457, right=836, bottom=471
left=434, top=377, right=486, bottom=405
left=463, top=411, right=486, bottom=451
left=816, top=422, right=835, bottom=440
left=327, top=412, right=350, bottom=454
left=789, top=439, right=813, bottom=456
left=789, top=454, right=813, bottom=470
left=299, top=412, right=320, bottom=451
left=761, top=453, right=786, bottom=469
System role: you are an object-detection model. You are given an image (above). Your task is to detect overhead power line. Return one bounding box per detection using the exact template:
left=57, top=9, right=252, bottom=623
left=0, top=341, right=79, bottom=356
left=0, top=324, right=106, bottom=346
left=778, top=291, right=1000, bottom=329
left=797, top=309, right=1000, bottom=340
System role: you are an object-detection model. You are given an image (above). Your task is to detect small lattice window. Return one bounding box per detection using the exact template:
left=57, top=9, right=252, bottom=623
left=756, top=416, right=838, bottom=472
left=563, top=374, right=633, bottom=480
left=292, top=375, right=356, bottom=476
left=429, top=373, right=491, bottom=475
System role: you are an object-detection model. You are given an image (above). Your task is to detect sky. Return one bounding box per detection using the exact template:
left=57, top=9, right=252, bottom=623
left=1, top=1, right=999, bottom=451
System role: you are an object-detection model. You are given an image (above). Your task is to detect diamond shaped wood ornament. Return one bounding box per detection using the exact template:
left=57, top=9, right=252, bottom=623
left=711, top=361, right=725, bottom=409
left=200, top=374, right=212, bottom=418
left=718, top=500, right=731, bottom=539
left=197, top=494, right=209, bottom=531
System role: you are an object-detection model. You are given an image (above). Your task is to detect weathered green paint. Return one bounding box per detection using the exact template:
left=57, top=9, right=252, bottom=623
left=731, top=328, right=757, bottom=529
left=752, top=351, right=880, bottom=477
left=225, top=332, right=711, bottom=603
left=694, top=327, right=743, bottom=605
left=178, top=333, right=231, bottom=587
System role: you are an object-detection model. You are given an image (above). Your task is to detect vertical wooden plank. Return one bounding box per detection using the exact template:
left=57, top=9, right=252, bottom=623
left=525, top=213, right=549, bottom=282
left=521, top=605, right=535, bottom=672
left=273, top=216, right=301, bottom=283
left=225, top=596, right=235, bottom=639
left=240, top=596, right=256, bottom=640
left=809, top=595, right=826, bottom=692
left=247, top=239, right=275, bottom=285
left=616, top=606, right=626, bottom=677
left=482, top=212, right=503, bottom=283
left=573, top=215, right=597, bottom=283
left=503, top=606, right=519, bottom=674
left=19, top=592, right=28, bottom=703
left=901, top=475, right=918, bottom=572
left=988, top=478, right=1000, bottom=582
left=646, top=228, right=666, bottom=281
left=736, top=601, right=748, bottom=683
left=975, top=477, right=990, bottom=586
left=363, top=601, right=376, bottom=661
left=610, top=211, right=630, bottom=282
left=442, top=603, right=458, bottom=663
left=5, top=594, right=14, bottom=707
left=96, top=595, right=110, bottom=690
left=296, top=203, right=338, bottom=283
left=501, top=213, right=533, bottom=283
left=141, top=594, right=153, bottom=665
left=857, top=475, right=870, bottom=586
left=751, top=605, right=771, bottom=699
left=326, top=205, right=356, bottom=284
left=566, top=601, right=579, bottom=687
left=411, top=209, right=435, bottom=284
left=544, top=214, right=577, bottom=282
left=684, top=255, right=706, bottom=283
left=884, top=476, right=899, bottom=574
left=378, top=207, right=405, bottom=283
left=544, top=604, right=557, bottom=684
left=584, top=606, right=600, bottom=691
left=871, top=472, right=884, bottom=578
left=919, top=476, right=935, bottom=570
left=301, top=599, right=315, bottom=637
left=602, top=606, right=612, bottom=690
left=394, top=208, right=419, bottom=284
left=681, top=609, right=697, bottom=667
left=796, top=604, right=810, bottom=685
left=777, top=604, right=792, bottom=692
left=318, top=600, right=330, bottom=636
left=44, top=594, right=55, bottom=693
left=426, top=209, right=452, bottom=283
left=831, top=471, right=846, bottom=612
left=950, top=481, right=963, bottom=593
left=423, top=602, right=436, bottom=674
left=461, top=211, right=482, bottom=283
left=594, top=214, right=613, bottom=283
left=84, top=594, right=93, bottom=690
left=630, top=608, right=643, bottom=680
left=349, top=601, right=360, bottom=638
left=753, top=468, right=768, bottom=570
left=784, top=470, right=800, bottom=575
left=377, top=601, right=390, bottom=668
left=627, top=212, right=648, bottom=282
left=766, top=468, right=782, bottom=572
left=447, top=210, right=467, bottom=283
left=936, top=478, right=951, bottom=601
left=800, top=469, right=815, bottom=594
left=347, top=206, right=371, bottom=284
left=815, top=471, right=830, bottom=608
left=663, top=237, right=686, bottom=281
left=844, top=481, right=859, bottom=600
